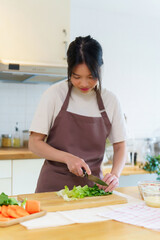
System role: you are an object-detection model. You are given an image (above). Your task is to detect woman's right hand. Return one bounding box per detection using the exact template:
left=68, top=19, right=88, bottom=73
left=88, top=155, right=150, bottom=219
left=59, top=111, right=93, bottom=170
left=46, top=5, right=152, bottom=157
left=65, top=154, right=91, bottom=177
left=29, top=132, right=91, bottom=177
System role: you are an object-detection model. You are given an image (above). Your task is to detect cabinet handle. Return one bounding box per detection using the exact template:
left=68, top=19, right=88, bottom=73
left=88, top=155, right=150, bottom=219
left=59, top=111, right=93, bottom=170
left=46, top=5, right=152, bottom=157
left=63, top=29, right=68, bottom=60
left=63, top=40, right=68, bottom=60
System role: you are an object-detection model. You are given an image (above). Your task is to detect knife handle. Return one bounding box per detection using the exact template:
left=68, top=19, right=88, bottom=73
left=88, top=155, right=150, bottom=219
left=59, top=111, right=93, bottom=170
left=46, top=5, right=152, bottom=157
left=82, top=168, right=88, bottom=177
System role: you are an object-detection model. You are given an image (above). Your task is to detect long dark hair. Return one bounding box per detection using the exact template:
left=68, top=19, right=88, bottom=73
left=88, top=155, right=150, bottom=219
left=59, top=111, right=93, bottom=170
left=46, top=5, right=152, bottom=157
left=67, top=35, right=103, bottom=91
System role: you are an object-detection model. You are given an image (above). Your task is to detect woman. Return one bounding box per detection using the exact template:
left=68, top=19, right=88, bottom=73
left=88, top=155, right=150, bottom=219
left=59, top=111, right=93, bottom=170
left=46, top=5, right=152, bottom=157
left=29, top=36, right=127, bottom=193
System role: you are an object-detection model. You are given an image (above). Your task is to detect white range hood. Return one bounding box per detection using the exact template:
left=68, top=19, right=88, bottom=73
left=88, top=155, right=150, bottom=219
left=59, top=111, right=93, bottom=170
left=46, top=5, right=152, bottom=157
left=0, top=61, right=68, bottom=84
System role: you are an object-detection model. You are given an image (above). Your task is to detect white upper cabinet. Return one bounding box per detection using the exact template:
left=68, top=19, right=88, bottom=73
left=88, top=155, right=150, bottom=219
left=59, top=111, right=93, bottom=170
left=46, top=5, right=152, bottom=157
left=0, top=0, right=70, bottom=65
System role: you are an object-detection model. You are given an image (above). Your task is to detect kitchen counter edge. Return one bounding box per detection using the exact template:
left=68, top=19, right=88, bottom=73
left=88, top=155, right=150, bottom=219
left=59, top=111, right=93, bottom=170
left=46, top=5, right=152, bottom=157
left=0, top=147, right=40, bottom=160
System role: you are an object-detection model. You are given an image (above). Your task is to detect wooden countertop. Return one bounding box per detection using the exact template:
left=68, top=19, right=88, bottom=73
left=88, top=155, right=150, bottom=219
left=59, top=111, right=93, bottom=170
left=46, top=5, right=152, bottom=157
left=0, top=147, right=40, bottom=160
left=103, top=165, right=147, bottom=176
left=0, top=186, right=159, bottom=240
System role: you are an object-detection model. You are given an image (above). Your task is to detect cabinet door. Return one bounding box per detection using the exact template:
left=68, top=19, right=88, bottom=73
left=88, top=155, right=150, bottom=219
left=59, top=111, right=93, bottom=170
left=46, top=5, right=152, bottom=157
left=0, top=160, right=12, bottom=195
left=12, top=159, right=44, bottom=195
left=0, top=179, right=11, bottom=196
left=0, top=0, right=70, bottom=65
left=0, top=160, right=11, bottom=178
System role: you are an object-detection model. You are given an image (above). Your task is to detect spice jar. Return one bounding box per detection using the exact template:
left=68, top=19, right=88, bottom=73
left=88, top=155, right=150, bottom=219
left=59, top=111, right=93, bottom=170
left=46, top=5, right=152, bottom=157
left=2, top=134, right=12, bottom=147
left=22, top=130, right=29, bottom=148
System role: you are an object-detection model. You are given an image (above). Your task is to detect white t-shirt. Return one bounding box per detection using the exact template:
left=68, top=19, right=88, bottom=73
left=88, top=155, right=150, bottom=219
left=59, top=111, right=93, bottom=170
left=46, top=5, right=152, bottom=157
left=30, top=80, right=127, bottom=144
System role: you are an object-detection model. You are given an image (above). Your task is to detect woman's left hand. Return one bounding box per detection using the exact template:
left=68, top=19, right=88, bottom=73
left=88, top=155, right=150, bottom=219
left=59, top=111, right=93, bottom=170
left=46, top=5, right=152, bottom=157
left=98, top=173, right=119, bottom=192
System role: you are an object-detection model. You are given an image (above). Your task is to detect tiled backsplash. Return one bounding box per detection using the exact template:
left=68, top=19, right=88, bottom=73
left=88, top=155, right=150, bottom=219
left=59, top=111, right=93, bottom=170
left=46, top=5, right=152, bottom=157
left=0, top=82, right=50, bottom=143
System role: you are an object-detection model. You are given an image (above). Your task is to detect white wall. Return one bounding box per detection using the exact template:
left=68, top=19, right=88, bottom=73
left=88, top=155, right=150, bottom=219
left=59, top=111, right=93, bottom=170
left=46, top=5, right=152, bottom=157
left=70, top=0, right=160, bottom=139
left=0, top=0, right=160, bottom=144
left=0, top=83, right=49, bottom=142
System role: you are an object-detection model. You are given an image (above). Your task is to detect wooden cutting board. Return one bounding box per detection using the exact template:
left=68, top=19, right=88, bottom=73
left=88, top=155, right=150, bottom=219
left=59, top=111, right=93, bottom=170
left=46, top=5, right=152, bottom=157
left=18, top=191, right=127, bottom=212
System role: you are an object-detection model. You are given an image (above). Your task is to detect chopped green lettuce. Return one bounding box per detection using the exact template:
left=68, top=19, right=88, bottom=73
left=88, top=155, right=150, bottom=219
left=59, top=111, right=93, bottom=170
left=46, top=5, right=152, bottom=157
left=56, top=184, right=112, bottom=201
left=0, top=192, right=18, bottom=206
left=0, top=192, right=27, bottom=208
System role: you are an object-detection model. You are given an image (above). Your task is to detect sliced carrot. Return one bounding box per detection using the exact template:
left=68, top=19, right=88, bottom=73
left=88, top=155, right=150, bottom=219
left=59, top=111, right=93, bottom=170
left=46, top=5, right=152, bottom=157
left=0, top=218, right=11, bottom=221
left=0, top=204, right=31, bottom=221
left=0, top=213, right=12, bottom=221
left=0, top=217, right=11, bottom=221
left=7, top=206, right=20, bottom=218
left=0, top=206, right=1, bottom=213
left=25, top=200, right=40, bottom=214
left=9, top=205, right=29, bottom=217
left=16, top=207, right=29, bottom=217
left=8, top=205, right=18, bottom=209
left=0, top=213, right=6, bottom=218
left=1, top=205, right=9, bottom=217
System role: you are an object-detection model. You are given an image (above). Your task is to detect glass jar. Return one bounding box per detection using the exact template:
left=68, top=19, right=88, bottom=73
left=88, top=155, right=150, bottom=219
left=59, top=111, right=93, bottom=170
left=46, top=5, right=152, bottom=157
left=22, top=130, right=29, bottom=148
left=12, top=137, right=21, bottom=148
left=2, top=134, right=12, bottom=147
left=142, top=138, right=155, bottom=161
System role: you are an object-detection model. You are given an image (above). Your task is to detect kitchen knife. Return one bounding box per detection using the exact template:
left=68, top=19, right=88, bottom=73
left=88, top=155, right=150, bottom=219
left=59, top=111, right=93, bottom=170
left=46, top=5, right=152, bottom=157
left=82, top=168, right=108, bottom=186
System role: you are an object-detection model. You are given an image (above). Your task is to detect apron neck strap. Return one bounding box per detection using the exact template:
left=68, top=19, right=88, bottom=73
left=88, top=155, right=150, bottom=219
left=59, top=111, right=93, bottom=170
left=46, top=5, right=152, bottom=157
left=96, top=89, right=111, bottom=128
left=95, top=89, right=105, bottom=112
left=61, top=84, right=72, bottom=111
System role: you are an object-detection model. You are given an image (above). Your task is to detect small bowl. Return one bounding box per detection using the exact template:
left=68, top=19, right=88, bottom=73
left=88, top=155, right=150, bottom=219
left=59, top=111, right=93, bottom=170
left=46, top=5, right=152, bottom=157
left=138, top=180, right=160, bottom=207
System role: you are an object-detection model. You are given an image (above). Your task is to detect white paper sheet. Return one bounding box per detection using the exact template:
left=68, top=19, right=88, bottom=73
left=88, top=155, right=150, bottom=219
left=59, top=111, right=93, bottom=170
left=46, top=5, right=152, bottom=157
left=58, top=206, right=111, bottom=223
left=21, top=206, right=111, bottom=229
left=21, top=212, right=74, bottom=229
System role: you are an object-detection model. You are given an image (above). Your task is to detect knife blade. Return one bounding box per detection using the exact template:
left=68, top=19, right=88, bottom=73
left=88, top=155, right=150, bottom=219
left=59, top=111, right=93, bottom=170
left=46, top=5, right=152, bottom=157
left=82, top=168, right=108, bottom=186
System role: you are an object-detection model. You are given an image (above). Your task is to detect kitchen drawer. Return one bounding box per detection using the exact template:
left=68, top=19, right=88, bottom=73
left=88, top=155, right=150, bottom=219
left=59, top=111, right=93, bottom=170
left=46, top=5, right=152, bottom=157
left=0, top=178, right=11, bottom=195
left=0, top=160, right=11, bottom=178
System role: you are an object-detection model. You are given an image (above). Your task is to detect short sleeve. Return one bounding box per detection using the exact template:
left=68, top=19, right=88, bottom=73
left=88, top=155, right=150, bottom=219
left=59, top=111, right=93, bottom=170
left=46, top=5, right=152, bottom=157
left=101, top=89, right=127, bottom=144
left=107, top=96, right=127, bottom=144
left=29, top=87, right=57, bottom=136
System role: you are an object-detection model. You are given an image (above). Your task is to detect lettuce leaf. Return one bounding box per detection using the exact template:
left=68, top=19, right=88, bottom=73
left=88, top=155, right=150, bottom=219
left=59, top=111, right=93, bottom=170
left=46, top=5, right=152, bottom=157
left=0, top=192, right=18, bottom=206
left=56, top=184, right=112, bottom=201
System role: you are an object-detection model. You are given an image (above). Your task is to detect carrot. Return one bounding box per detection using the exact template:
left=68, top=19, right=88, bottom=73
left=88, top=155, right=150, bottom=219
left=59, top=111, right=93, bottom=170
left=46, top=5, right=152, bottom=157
left=16, top=207, right=29, bottom=217
left=0, top=218, right=11, bottom=221
left=0, top=206, right=1, bottom=213
left=1, top=205, right=9, bottom=217
left=0, top=213, right=11, bottom=221
left=7, top=206, right=20, bottom=218
left=8, top=205, right=19, bottom=209
left=25, top=200, right=40, bottom=214
left=9, top=205, right=29, bottom=217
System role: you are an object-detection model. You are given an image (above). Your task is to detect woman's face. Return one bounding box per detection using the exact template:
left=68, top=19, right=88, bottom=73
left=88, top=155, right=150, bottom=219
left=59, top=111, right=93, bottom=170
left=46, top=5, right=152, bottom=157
left=70, top=63, right=98, bottom=93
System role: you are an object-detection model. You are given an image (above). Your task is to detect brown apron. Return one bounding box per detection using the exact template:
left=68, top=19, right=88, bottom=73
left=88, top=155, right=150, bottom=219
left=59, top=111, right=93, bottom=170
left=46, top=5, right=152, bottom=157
left=35, top=86, right=111, bottom=192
